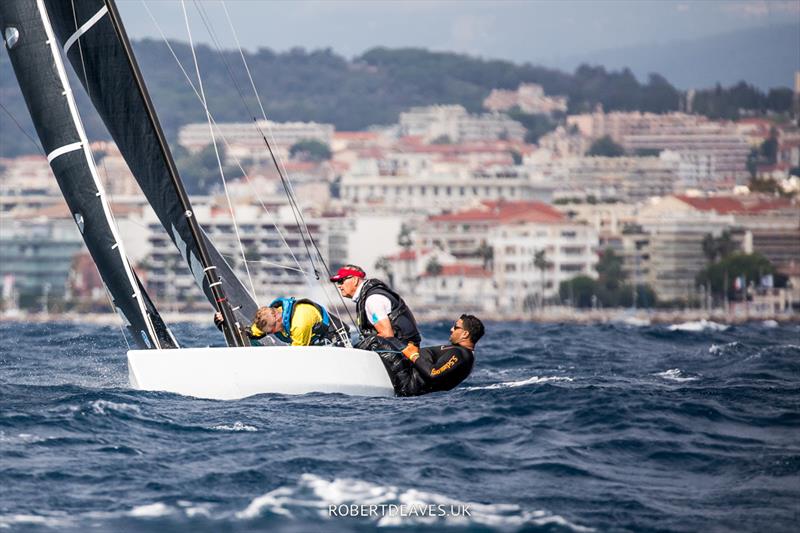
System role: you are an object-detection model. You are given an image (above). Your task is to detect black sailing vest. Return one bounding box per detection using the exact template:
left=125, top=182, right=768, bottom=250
left=355, top=279, right=421, bottom=346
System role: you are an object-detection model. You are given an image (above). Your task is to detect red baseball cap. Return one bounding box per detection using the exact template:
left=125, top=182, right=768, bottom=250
left=329, top=267, right=366, bottom=282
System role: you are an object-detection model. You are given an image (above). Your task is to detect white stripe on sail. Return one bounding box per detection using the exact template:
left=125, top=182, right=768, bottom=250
left=37, top=0, right=164, bottom=349
left=63, top=5, right=108, bottom=53
left=46, top=141, right=82, bottom=163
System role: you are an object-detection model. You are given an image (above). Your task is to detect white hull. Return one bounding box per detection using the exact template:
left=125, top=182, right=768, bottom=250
left=127, top=346, right=395, bottom=399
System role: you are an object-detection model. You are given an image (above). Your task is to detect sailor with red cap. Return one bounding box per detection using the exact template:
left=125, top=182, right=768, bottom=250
left=330, top=264, right=421, bottom=354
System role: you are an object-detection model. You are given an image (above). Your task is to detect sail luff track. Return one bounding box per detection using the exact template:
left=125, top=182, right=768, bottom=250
left=0, top=0, right=176, bottom=349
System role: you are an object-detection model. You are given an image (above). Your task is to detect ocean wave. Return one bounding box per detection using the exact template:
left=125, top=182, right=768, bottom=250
left=127, top=502, right=174, bottom=518
left=654, top=369, right=699, bottom=382
left=211, top=421, right=258, bottom=432
left=0, top=431, right=45, bottom=445
left=617, top=316, right=651, bottom=327
left=668, top=320, right=729, bottom=332
left=237, top=473, right=593, bottom=531
left=465, top=376, right=574, bottom=391
left=0, top=513, right=70, bottom=528
left=709, top=342, right=741, bottom=355
left=762, top=320, right=779, bottom=328
left=89, top=400, right=142, bottom=416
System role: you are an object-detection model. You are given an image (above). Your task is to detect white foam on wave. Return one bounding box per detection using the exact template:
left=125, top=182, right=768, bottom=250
left=618, top=316, right=651, bottom=327
left=709, top=341, right=740, bottom=355
left=0, top=431, right=45, bottom=444
left=668, top=319, right=729, bottom=332
left=654, top=368, right=699, bottom=382
left=762, top=320, right=779, bottom=328
left=128, top=502, right=174, bottom=518
left=237, top=473, right=593, bottom=531
left=0, top=514, right=70, bottom=528
left=90, top=400, right=141, bottom=416
left=212, top=421, right=257, bottom=432
left=465, top=376, right=573, bottom=391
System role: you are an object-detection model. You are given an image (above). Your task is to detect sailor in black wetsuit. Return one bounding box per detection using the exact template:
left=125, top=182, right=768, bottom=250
left=381, top=314, right=485, bottom=397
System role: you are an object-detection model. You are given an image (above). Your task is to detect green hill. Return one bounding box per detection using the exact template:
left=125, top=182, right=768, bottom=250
left=1, top=42, right=793, bottom=157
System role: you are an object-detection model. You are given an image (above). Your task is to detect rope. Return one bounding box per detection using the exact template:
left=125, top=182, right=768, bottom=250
left=218, top=0, right=358, bottom=333
left=180, top=0, right=258, bottom=304
left=0, top=102, right=45, bottom=156
left=141, top=0, right=307, bottom=288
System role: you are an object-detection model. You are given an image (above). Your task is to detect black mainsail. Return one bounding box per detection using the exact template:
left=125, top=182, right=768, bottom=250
left=43, top=0, right=257, bottom=341
left=0, top=0, right=176, bottom=349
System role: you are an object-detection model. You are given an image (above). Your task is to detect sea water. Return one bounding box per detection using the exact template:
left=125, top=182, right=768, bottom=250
left=1, top=320, right=798, bottom=532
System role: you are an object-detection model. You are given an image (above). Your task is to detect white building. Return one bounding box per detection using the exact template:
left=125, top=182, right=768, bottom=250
left=483, top=83, right=568, bottom=115
left=340, top=163, right=554, bottom=212
left=490, top=220, right=598, bottom=311
left=398, top=105, right=526, bottom=143
left=178, top=120, right=335, bottom=165
left=534, top=154, right=680, bottom=202
left=143, top=200, right=331, bottom=310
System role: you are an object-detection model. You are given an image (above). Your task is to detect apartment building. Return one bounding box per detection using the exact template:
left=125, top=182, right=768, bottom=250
left=536, top=154, right=679, bottom=202
left=340, top=163, right=554, bottom=211
left=0, top=210, right=83, bottom=308
left=143, top=201, right=330, bottom=310
left=398, top=105, right=526, bottom=143
left=178, top=120, right=335, bottom=165
left=491, top=220, right=597, bottom=311
left=483, top=83, right=568, bottom=115
left=566, top=111, right=750, bottom=188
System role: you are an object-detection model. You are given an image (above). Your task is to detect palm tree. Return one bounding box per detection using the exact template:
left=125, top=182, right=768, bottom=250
left=425, top=256, right=443, bottom=277
left=397, top=223, right=414, bottom=290
left=374, top=256, right=395, bottom=287
left=532, top=249, right=552, bottom=309
left=477, top=240, right=494, bottom=271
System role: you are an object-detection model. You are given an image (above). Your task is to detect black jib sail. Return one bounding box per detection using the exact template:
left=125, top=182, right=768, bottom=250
left=43, top=0, right=259, bottom=330
left=0, top=0, right=176, bottom=350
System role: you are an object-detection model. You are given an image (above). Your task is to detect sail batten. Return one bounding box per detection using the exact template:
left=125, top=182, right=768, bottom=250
left=0, top=0, right=176, bottom=349
left=42, top=0, right=260, bottom=329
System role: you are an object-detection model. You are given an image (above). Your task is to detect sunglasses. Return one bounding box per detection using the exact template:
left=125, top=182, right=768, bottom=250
left=335, top=276, right=352, bottom=286
left=451, top=322, right=463, bottom=331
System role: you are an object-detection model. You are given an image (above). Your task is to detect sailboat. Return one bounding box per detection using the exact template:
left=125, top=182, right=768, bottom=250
left=0, top=0, right=394, bottom=399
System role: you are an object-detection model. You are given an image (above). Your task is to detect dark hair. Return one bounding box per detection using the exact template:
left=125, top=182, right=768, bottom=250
left=459, top=314, right=485, bottom=343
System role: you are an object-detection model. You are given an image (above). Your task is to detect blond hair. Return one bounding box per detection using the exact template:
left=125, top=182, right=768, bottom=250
left=253, top=306, right=278, bottom=332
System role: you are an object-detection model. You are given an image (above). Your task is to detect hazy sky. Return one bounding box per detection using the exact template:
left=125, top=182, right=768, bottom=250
left=118, top=0, right=799, bottom=68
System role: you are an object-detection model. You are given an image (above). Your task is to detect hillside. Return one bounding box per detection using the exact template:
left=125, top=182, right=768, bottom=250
left=1, top=42, right=793, bottom=157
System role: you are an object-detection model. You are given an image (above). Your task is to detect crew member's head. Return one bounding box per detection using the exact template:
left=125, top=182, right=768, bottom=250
left=330, top=264, right=366, bottom=299
left=450, top=314, right=485, bottom=348
left=253, top=306, right=282, bottom=335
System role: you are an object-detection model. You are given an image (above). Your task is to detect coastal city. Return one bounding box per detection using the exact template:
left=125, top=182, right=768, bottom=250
left=1, top=79, right=798, bottom=322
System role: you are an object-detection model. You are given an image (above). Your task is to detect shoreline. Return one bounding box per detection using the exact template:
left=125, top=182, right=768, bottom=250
left=1, top=307, right=796, bottom=325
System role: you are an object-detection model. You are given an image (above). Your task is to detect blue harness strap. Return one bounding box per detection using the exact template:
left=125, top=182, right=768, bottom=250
left=269, top=297, right=331, bottom=344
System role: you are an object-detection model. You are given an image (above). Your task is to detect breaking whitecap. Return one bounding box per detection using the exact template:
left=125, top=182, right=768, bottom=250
left=465, top=376, right=574, bottom=391
left=668, top=320, right=729, bottom=332
left=236, top=473, right=593, bottom=531
left=654, top=369, right=699, bottom=382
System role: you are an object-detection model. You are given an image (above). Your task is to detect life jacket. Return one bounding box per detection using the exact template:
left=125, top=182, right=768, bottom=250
left=355, top=279, right=421, bottom=346
left=269, top=297, right=343, bottom=346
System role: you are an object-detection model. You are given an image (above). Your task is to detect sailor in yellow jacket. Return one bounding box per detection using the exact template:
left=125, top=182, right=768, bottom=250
left=214, top=297, right=344, bottom=346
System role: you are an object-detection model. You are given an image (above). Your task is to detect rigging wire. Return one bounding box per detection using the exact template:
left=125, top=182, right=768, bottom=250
left=140, top=0, right=307, bottom=297
left=179, top=0, right=258, bottom=304
left=191, top=1, right=322, bottom=287
left=217, top=0, right=358, bottom=335
left=69, top=0, right=91, bottom=100
left=0, top=102, right=45, bottom=156
left=190, top=5, right=352, bottom=340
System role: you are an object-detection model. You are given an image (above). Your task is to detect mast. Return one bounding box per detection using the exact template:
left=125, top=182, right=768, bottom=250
left=102, top=0, right=245, bottom=347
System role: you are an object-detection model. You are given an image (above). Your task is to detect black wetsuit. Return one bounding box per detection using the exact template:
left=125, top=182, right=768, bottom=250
left=377, top=343, right=475, bottom=397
